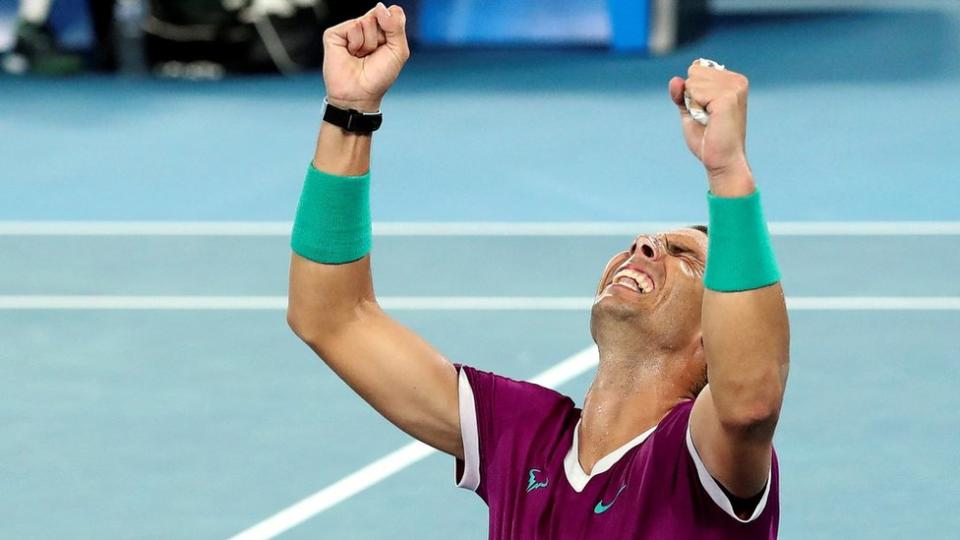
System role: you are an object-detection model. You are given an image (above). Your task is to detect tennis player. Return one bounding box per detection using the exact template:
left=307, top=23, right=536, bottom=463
left=287, top=4, right=787, bottom=538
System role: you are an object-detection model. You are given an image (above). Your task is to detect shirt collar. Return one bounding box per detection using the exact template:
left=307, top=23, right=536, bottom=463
left=563, top=419, right=658, bottom=492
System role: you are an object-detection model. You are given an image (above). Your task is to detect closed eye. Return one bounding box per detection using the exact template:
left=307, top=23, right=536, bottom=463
left=665, top=241, right=689, bottom=255
left=666, top=241, right=705, bottom=266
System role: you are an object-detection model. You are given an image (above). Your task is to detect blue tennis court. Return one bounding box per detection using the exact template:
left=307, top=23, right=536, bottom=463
left=2, top=4, right=959, bottom=539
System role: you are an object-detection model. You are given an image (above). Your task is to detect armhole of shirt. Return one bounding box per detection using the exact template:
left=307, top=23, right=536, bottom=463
left=455, top=368, right=481, bottom=492
left=684, top=423, right=771, bottom=523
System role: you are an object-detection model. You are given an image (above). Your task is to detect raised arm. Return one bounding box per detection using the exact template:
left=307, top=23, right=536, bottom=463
left=286, top=4, right=462, bottom=458
left=670, top=64, right=790, bottom=499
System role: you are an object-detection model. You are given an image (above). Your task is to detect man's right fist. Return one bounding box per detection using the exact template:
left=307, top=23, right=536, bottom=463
left=322, top=3, right=410, bottom=113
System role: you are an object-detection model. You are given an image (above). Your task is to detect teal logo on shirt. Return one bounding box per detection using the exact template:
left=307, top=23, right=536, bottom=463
left=594, top=484, right=628, bottom=514
left=526, top=468, right=549, bottom=493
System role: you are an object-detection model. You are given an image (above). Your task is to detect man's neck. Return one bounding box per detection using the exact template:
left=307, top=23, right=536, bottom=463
left=577, top=346, right=690, bottom=474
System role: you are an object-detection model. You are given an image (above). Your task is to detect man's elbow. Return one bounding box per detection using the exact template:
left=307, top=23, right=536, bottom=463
left=723, top=401, right=781, bottom=435
left=285, top=297, right=340, bottom=348
left=720, top=366, right=786, bottom=430
left=286, top=298, right=378, bottom=350
left=720, top=384, right=784, bottom=436
left=287, top=306, right=324, bottom=347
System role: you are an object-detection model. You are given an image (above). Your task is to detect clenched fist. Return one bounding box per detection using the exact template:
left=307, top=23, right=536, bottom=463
left=669, top=63, right=755, bottom=196
left=323, top=3, right=410, bottom=113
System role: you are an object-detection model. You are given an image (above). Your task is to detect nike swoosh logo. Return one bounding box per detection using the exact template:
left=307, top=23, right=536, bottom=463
left=594, top=484, right=628, bottom=514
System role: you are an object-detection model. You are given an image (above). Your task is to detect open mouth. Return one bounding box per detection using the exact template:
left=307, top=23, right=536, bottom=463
left=610, top=267, right=655, bottom=295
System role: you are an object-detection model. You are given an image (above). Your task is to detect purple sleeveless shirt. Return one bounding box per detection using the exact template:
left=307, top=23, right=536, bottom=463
left=454, top=365, right=779, bottom=539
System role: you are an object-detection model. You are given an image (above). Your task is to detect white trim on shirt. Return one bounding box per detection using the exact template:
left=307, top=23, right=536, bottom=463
left=563, top=420, right=658, bottom=493
left=455, top=368, right=481, bottom=491
left=685, top=423, right=771, bottom=523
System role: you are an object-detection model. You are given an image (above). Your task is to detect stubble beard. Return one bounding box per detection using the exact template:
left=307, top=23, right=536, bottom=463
left=590, top=297, right=651, bottom=351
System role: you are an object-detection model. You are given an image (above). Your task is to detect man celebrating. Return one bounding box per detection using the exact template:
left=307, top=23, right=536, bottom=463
left=287, top=4, right=788, bottom=538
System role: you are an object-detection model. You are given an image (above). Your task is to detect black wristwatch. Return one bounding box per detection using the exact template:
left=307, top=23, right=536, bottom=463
left=323, top=99, right=383, bottom=133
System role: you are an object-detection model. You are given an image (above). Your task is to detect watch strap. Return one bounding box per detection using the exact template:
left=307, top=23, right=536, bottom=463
left=323, top=99, right=383, bottom=133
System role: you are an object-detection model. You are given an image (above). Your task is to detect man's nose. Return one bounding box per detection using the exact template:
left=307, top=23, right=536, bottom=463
left=633, top=235, right=661, bottom=260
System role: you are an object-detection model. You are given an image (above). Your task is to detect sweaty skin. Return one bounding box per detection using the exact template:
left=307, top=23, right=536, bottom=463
left=287, top=4, right=789, bottom=520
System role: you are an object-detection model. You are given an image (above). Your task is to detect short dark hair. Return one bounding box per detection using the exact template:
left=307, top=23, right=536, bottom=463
left=689, top=224, right=708, bottom=236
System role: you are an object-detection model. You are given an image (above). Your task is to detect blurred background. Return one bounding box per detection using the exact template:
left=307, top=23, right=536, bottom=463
left=2, top=1, right=958, bottom=539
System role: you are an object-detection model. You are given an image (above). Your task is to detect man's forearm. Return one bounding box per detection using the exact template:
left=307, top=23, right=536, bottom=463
left=702, top=284, right=789, bottom=431
left=312, top=121, right=372, bottom=176
left=702, top=168, right=789, bottom=431
left=291, top=0, right=410, bottom=342
left=288, top=120, right=376, bottom=344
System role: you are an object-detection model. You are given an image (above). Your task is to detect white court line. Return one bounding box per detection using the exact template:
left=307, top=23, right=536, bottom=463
left=0, top=296, right=584, bottom=311
left=787, top=297, right=960, bottom=310
left=226, top=346, right=601, bottom=540
left=2, top=296, right=960, bottom=311
left=0, top=296, right=289, bottom=310
left=1, top=221, right=960, bottom=236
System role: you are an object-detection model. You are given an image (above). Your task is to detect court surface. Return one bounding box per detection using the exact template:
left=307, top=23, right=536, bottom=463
left=2, top=6, right=960, bottom=540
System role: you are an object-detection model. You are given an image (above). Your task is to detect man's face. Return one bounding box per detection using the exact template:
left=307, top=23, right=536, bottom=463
left=591, top=228, right=708, bottom=351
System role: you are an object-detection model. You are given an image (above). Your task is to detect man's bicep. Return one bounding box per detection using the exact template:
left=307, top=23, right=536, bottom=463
left=689, top=385, right=774, bottom=499
left=316, top=305, right=463, bottom=458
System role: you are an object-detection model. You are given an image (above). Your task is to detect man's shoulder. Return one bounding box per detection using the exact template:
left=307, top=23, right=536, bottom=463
left=457, top=364, right=578, bottom=420
left=639, top=400, right=696, bottom=456
left=655, top=400, right=696, bottom=434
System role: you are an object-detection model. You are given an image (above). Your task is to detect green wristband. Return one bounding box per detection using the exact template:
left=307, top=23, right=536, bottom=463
left=291, top=164, right=371, bottom=264
left=703, top=190, right=781, bottom=292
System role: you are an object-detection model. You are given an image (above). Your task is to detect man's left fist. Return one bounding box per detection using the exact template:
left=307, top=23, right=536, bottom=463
left=669, top=62, right=754, bottom=196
